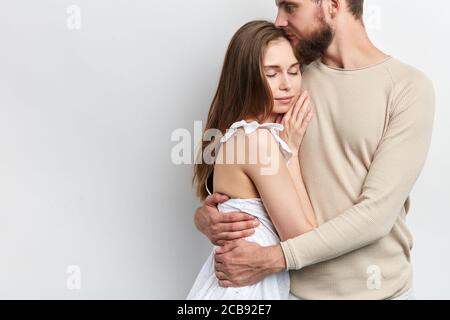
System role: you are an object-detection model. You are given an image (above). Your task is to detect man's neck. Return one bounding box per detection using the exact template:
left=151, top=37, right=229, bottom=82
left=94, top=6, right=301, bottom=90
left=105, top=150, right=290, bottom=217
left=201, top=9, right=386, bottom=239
left=321, top=18, right=388, bottom=70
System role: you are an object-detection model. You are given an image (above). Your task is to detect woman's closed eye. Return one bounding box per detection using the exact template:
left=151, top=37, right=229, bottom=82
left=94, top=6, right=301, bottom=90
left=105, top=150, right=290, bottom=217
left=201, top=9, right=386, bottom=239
left=288, top=66, right=300, bottom=74
left=266, top=71, right=299, bottom=78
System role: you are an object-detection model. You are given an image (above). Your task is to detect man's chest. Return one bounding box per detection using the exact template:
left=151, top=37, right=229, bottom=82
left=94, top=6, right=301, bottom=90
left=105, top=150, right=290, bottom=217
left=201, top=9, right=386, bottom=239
left=301, top=73, right=393, bottom=159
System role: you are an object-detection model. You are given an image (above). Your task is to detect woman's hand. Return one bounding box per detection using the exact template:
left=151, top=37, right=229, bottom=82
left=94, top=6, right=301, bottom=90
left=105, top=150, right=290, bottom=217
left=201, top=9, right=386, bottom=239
left=276, top=90, right=313, bottom=154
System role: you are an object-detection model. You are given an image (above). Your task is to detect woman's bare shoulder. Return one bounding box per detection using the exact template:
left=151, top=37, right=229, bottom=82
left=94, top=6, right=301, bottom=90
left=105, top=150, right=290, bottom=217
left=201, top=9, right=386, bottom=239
left=216, top=128, right=279, bottom=166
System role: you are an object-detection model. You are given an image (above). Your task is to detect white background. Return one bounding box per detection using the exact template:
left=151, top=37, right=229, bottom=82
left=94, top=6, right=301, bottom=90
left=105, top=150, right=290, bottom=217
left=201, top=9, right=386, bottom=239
left=0, top=0, right=448, bottom=299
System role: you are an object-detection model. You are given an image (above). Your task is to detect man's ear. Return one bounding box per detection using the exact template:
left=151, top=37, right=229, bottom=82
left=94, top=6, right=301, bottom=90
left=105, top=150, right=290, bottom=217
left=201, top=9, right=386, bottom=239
left=327, top=0, right=341, bottom=18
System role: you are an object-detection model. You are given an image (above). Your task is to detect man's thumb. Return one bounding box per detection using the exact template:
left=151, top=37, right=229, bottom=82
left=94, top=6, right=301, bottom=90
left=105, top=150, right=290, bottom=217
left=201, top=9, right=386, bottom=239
left=205, top=193, right=229, bottom=206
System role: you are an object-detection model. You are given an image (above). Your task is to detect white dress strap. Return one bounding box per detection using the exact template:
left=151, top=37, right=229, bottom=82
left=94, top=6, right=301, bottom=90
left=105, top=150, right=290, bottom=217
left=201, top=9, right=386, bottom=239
left=219, top=120, right=293, bottom=162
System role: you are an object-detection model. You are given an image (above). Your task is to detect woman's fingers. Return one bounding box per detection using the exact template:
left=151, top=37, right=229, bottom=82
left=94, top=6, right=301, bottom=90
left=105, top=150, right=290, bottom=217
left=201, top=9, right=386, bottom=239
left=296, top=96, right=311, bottom=124
left=300, top=107, right=314, bottom=132
left=277, top=90, right=313, bottom=153
left=291, top=91, right=308, bottom=124
left=275, top=114, right=283, bottom=124
left=283, top=94, right=299, bottom=122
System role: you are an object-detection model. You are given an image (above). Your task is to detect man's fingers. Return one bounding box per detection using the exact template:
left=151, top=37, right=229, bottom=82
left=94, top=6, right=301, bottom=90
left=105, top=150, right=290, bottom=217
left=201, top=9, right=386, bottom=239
left=205, top=193, right=229, bottom=207
left=215, top=240, right=240, bottom=255
left=218, top=280, right=234, bottom=288
left=219, top=219, right=259, bottom=233
left=216, top=240, right=227, bottom=246
left=214, top=260, right=225, bottom=273
left=216, top=228, right=255, bottom=243
left=220, top=212, right=256, bottom=223
left=215, top=270, right=227, bottom=280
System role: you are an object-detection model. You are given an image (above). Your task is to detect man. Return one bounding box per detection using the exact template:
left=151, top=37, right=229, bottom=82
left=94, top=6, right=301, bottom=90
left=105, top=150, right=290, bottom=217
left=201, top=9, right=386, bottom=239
left=194, top=0, right=435, bottom=299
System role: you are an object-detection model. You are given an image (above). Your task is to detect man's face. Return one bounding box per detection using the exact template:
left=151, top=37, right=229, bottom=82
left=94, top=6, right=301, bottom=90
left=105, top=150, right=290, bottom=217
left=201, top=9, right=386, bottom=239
left=275, top=0, right=333, bottom=63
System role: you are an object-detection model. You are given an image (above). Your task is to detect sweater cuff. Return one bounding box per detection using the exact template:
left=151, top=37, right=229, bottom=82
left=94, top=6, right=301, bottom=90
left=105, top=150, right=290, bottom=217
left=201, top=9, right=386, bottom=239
left=280, top=240, right=300, bottom=271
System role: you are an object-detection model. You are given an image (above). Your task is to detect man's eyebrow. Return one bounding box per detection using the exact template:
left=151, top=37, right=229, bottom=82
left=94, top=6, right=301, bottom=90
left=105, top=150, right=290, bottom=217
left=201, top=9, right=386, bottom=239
left=276, top=0, right=295, bottom=7
left=264, top=62, right=300, bottom=69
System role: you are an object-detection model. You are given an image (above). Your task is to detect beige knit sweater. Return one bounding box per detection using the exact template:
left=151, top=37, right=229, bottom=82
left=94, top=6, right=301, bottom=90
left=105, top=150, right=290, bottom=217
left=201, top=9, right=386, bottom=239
left=280, top=57, right=435, bottom=299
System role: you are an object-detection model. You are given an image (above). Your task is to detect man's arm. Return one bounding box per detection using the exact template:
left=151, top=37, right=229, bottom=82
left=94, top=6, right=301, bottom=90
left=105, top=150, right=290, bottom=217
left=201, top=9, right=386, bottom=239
left=280, top=74, right=435, bottom=270
left=194, top=193, right=259, bottom=246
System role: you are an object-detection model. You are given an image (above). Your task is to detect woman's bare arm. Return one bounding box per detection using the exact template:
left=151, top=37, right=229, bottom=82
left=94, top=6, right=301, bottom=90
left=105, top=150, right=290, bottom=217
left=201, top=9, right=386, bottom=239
left=241, top=129, right=315, bottom=241
left=276, top=90, right=317, bottom=229
left=286, top=155, right=317, bottom=227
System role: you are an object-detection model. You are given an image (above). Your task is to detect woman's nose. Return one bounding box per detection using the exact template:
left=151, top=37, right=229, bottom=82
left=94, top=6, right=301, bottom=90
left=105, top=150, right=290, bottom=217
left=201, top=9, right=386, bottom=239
left=279, top=75, right=292, bottom=91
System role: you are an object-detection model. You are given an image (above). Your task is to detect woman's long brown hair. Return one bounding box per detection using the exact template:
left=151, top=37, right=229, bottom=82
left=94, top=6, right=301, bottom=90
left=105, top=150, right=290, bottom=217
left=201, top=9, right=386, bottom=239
left=193, top=20, right=288, bottom=200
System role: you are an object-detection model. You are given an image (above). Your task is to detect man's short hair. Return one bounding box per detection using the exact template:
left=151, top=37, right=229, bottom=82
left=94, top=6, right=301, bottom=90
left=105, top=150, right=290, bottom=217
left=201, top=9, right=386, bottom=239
left=346, top=0, right=364, bottom=20
left=312, top=0, right=364, bottom=20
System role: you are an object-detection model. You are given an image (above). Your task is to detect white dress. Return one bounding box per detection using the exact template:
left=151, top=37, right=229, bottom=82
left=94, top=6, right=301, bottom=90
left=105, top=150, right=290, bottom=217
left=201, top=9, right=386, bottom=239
left=187, top=120, right=293, bottom=300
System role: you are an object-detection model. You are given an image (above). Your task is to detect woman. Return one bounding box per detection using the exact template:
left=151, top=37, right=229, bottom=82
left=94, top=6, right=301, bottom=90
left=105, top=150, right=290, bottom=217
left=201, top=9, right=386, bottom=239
left=188, top=20, right=316, bottom=299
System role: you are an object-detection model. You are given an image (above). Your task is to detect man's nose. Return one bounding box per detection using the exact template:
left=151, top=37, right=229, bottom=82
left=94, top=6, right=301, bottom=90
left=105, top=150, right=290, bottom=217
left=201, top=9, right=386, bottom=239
left=275, top=11, right=288, bottom=28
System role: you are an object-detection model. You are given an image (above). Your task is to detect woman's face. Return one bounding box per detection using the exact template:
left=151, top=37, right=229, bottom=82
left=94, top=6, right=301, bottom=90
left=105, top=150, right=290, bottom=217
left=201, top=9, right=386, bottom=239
left=263, top=38, right=302, bottom=116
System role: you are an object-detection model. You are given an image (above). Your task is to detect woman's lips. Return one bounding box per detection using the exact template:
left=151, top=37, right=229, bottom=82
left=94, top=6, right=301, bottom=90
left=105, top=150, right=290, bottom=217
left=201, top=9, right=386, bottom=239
left=275, top=96, right=294, bottom=104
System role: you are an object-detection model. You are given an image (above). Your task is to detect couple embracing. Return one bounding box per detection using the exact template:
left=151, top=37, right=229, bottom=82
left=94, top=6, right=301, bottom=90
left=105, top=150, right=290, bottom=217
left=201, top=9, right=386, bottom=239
left=188, top=0, right=435, bottom=300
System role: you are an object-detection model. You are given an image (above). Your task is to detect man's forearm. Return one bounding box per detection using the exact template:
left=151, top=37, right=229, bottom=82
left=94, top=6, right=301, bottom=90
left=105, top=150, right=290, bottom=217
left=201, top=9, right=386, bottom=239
left=265, top=244, right=287, bottom=273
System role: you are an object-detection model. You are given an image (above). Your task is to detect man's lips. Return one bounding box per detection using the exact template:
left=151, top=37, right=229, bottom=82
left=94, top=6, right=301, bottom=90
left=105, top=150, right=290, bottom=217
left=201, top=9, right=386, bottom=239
left=286, top=33, right=299, bottom=42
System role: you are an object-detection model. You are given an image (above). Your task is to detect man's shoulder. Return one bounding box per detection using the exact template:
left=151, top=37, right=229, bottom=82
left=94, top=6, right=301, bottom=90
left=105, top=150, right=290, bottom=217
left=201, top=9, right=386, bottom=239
left=383, top=58, right=433, bottom=89
left=384, top=58, right=435, bottom=114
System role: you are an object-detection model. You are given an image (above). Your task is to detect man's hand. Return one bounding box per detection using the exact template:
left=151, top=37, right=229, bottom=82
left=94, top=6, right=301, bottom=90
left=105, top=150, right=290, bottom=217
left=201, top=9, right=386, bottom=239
left=194, top=193, right=260, bottom=246
left=214, top=240, right=286, bottom=287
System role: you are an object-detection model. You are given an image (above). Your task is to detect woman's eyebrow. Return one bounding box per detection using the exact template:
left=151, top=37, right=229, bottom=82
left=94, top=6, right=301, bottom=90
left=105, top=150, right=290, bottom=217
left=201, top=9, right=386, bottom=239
left=264, top=62, right=300, bottom=69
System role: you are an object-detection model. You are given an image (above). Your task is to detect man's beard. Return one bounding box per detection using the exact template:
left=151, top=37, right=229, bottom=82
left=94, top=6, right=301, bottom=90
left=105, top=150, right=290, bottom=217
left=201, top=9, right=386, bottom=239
left=295, top=17, right=333, bottom=65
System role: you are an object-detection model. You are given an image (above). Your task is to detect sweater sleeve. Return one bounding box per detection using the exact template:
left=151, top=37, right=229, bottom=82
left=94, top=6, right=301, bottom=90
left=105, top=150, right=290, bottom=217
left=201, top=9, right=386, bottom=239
left=280, top=74, right=436, bottom=270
